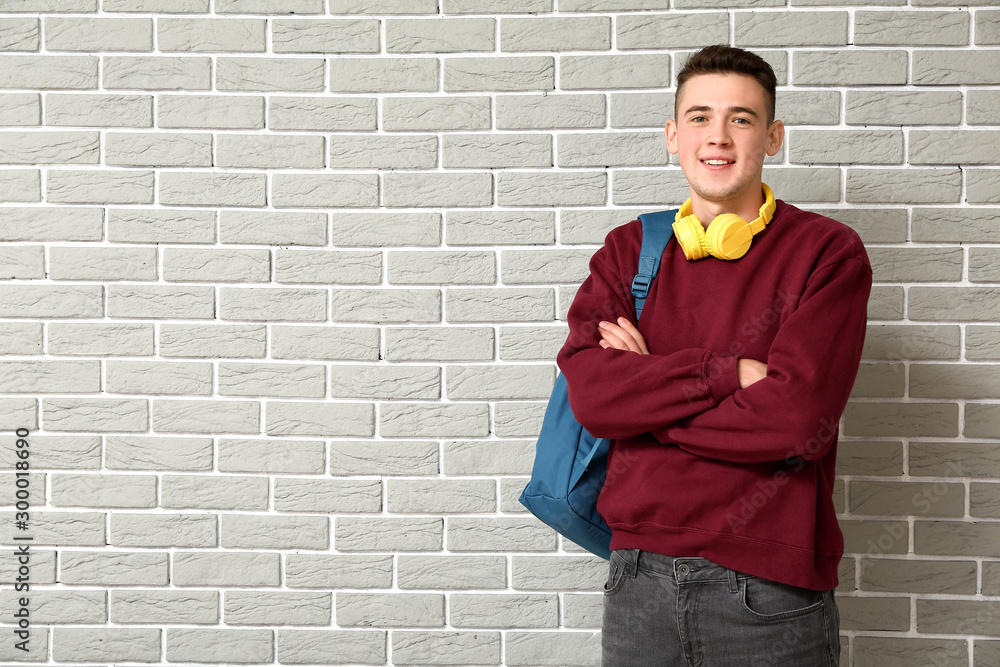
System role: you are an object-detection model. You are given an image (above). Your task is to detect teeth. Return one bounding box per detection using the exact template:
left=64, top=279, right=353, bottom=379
left=704, top=160, right=732, bottom=165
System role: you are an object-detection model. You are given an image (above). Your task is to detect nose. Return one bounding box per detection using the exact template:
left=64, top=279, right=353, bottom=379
left=706, top=119, right=732, bottom=145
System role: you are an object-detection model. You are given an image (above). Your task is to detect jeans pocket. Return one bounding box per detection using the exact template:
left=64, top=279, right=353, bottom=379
left=603, top=551, right=628, bottom=596
left=740, top=575, right=825, bottom=621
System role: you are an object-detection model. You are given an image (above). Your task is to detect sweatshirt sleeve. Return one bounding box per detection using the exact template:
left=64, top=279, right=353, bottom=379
left=557, top=231, right=744, bottom=440
left=652, top=254, right=872, bottom=464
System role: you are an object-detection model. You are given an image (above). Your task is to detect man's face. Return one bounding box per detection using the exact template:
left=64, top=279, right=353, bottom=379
left=665, top=73, right=783, bottom=217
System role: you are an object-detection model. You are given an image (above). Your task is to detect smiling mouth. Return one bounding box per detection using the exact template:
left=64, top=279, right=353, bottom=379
left=702, top=159, right=735, bottom=165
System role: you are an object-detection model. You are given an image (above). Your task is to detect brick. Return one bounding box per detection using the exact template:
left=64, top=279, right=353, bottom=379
left=0, top=167, right=36, bottom=201
left=445, top=0, right=550, bottom=11
left=972, top=248, right=1000, bottom=282
left=501, top=249, right=593, bottom=285
left=794, top=50, right=907, bottom=85
left=773, top=90, right=840, bottom=125
left=48, top=168, right=152, bottom=204
left=60, top=550, right=167, bottom=586
left=49, top=245, right=156, bottom=281
left=271, top=325, right=378, bottom=361
left=447, top=210, right=554, bottom=246
left=558, top=131, right=667, bottom=168
left=398, top=555, right=507, bottom=590
left=272, top=18, right=379, bottom=53
left=43, top=397, right=147, bottom=432
left=506, top=631, right=602, bottom=666
left=220, top=210, right=325, bottom=246
left=106, top=285, right=212, bottom=320
left=443, top=439, right=533, bottom=475
left=278, top=630, right=387, bottom=665
left=0, top=589, right=104, bottom=624
left=911, top=287, right=1000, bottom=322
left=917, top=599, right=1000, bottom=636
left=272, top=173, right=378, bottom=208
left=277, top=249, right=380, bottom=286
left=561, top=54, right=671, bottom=90
left=109, top=208, right=215, bottom=244
left=226, top=591, right=330, bottom=626
left=286, top=554, right=393, bottom=588
left=443, top=133, right=551, bottom=169
left=152, top=398, right=260, bottom=434
left=968, top=169, right=1000, bottom=204
left=388, top=250, right=495, bottom=285
left=612, top=169, right=692, bottom=206
left=847, top=168, right=961, bottom=204
left=218, top=438, right=325, bottom=474
left=868, top=247, right=962, bottom=283
left=911, top=130, right=1000, bottom=165
left=448, top=517, right=555, bottom=552
left=0, top=359, right=98, bottom=393
left=0, top=244, right=42, bottom=278
left=564, top=594, right=602, bottom=629
left=388, top=17, right=494, bottom=53
left=977, top=9, right=1000, bottom=44
left=105, top=0, right=207, bottom=10
left=158, top=93, right=263, bottom=129
left=217, top=0, right=320, bottom=11
left=0, top=284, right=101, bottom=318
left=854, top=637, right=969, bottom=667
left=618, top=13, right=728, bottom=49
left=330, top=365, right=439, bottom=400
left=106, top=436, right=213, bottom=471
left=916, top=520, right=1000, bottom=556
left=497, top=93, right=605, bottom=130
left=610, top=92, right=673, bottom=129
left=336, top=517, right=443, bottom=552
left=0, top=55, right=97, bottom=89
left=912, top=207, right=1000, bottom=243
left=217, top=57, right=324, bottom=92
left=338, top=593, right=444, bottom=628
left=0, top=93, right=40, bottom=126
left=392, top=632, right=502, bottom=665
left=735, top=11, right=847, bottom=46
left=162, top=474, right=268, bottom=510
left=512, top=555, right=605, bottom=590
left=914, top=50, right=1000, bottom=85
left=968, top=90, right=1000, bottom=125
left=331, top=57, right=438, bottom=93
left=502, top=16, right=610, bottom=52
left=104, top=55, right=209, bottom=90
left=972, top=482, right=1000, bottom=519
left=160, top=324, right=264, bottom=359
left=856, top=10, right=968, bottom=45
left=162, top=248, right=267, bottom=283
left=0, top=398, right=35, bottom=430
left=0, top=321, right=41, bottom=354
left=330, top=441, right=439, bottom=476
left=111, top=590, right=218, bottom=624
left=447, top=364, right=554, bottom=400
left=271, top=96, right=375, bottom=131
left=846, top=90, right=961, bottom=126
left=445, top=56, right=554, bottom=92
left=844, top=402, right=958, bottom=437
left=985, top=561, right=1000, bottom=595
left=104, top=131, right=210, bottom=167
left=862, top=324, right=959, bottom=361
left=219, top=362, right=324, bottom=398
left=816, top=208, right=904, bottom=244
left=161, top=171, right=265, bottom=207
left=332, top=212, right=440, bottom=247
left=50, top=473, right=156, bottom=508
left=968, top=326, right=1000, bottom=361
left=385, top=172, right=493, bottom=208
left=388, top=479, right=495, bottom=513
left=0, top=131, right=97, bottom=165
left=911, top=364, right=1000, bottom=399
left=158, top=17, right=264, bottom=52
left=383, top=96, right=489, bottom=131
left=0, top=18, right=37, bottom=51
left=222, top=514, right=328, bottom=549
left=452, top=593, right=556, bottom=628
left=220, top=287, right=326, bottom=322
left=862, top=558, right=976, bottom=596
left=447, top=287, right=554, bottom=323
left=329, top=0, right=436, bottom=12
left=330, top=288, right=440, bottom=323
left=217, top=133, right=324, bottom=169
left=0, top=510, right=104, bottom=545
left=967, top=404, right=1000, bottom=438
left=837, top=596, right=910, bottom=631
left=761, top=167, right=840, bottom=202
left=46, top=17, right=151, bottom=51
left=381, top=403, right=490, bottom=438
left=330, top=135, right=437, bottom=169
left=274, top=478, right=381, bottom=513
left=111, top=512, right=217, bottom=548
left=385, top=326, right=493, bottom=362
left=910, top=442, right=1000, bottom=478
left=499, top=171, right=606, bottom=207
left=166, top=629, right=273, bottom=663
left=851, top=479, right=965, bottom=517
left=559, top=209, right=641, bottom=244
left=790, top=130, right=902, bottom=165
left=172, top=551, right=280, bottom=587
left=54, top=628, right=160, bottom=663
left=265, top=401, right=374, bottom=437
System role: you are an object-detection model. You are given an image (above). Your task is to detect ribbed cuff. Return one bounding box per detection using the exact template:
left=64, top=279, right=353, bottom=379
left=704, top=354, right=742, bottom=406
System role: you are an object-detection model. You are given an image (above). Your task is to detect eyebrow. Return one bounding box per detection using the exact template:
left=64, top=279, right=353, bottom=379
left=684, top=105, right=760, bottom=119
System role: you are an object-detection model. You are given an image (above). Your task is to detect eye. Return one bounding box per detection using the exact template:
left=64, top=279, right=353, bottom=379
left=733, top=117, right=752, bottom=125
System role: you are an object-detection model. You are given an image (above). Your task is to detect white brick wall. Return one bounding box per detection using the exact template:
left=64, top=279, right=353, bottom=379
left=0, top=2, right=998, bottom=665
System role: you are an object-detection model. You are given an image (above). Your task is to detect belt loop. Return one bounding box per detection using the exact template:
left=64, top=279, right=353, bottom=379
left=728, top=568, right=738, bottom=594
left=625, top=549, right=640, bottom=578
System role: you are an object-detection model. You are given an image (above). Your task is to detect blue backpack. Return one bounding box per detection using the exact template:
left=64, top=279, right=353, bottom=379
left=519, top=210, right=677, bottom=559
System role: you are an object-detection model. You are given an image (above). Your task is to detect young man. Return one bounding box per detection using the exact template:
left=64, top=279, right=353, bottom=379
left=557, top=46, right=871, bottom=666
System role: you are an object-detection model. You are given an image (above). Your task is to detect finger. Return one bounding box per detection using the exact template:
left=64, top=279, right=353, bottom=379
left=616, top=317, right=649, bottom=354
left=600, top=322, right=642, bottom=354
left=599, top=328, right=632, bottom=352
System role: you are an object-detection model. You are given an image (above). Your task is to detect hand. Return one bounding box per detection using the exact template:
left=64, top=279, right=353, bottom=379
left=598, top=317, right=649, bottom=355
left=738, top=358, right=767, bottom=389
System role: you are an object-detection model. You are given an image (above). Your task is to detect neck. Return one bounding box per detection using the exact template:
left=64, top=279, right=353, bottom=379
left=689, top=185, right=767, bottom=228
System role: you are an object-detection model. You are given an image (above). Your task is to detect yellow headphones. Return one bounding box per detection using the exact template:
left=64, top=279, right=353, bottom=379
left=672, top=184, right=776, bottom=261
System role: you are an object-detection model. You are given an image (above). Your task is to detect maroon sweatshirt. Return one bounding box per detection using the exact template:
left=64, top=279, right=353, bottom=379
left=558, top=201, right=872, bottom=590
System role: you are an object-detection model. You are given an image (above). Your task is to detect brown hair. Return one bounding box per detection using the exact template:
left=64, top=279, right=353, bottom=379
left=675, top=45, right=777, bottom=123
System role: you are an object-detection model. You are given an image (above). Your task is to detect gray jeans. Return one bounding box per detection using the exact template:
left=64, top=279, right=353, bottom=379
left=602, top=549, right=840, bottom=667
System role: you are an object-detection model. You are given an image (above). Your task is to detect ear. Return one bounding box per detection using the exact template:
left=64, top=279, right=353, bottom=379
left=765, top=119, right=784, bottom=157
left=665, top=119, right=679, bottom=155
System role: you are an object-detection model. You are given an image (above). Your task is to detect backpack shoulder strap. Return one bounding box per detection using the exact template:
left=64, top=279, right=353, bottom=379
left=632, top=210, right=677, bottom=320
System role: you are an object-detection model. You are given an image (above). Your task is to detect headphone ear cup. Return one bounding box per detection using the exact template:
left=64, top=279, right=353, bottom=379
left=706, top=214, right=754, bottom=260
left=672, top=215, right=710, bottom=261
